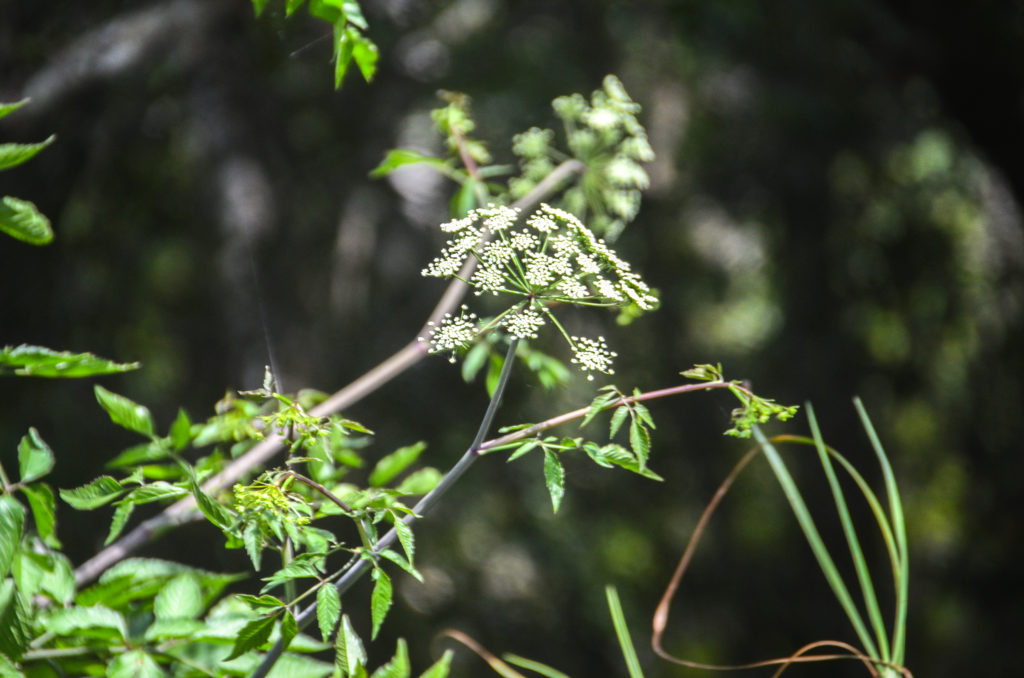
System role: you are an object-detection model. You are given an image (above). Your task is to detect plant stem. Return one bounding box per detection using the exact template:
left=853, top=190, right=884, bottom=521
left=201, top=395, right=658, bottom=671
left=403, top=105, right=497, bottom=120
left=250, top=338, right=520, bottom=678
left=72, top=160, right=583, bottom=587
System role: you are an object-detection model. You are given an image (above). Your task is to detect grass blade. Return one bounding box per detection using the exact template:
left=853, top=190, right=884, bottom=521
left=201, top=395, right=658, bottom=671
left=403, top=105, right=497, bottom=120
left=605, top=585, right=645, bottom=678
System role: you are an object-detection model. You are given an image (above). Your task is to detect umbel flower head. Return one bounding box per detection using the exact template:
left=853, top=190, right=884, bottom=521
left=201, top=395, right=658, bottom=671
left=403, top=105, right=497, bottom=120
left=420, top=204, right=658, bottom=380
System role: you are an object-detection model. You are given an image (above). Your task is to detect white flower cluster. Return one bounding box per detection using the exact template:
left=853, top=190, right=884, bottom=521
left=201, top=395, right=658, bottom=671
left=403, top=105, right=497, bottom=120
left=420, top=204, right=658, bottom=379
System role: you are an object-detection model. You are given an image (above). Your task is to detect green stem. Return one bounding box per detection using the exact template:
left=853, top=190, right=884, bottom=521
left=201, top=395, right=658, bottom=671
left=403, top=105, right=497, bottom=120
left=250, top=338, right=521, bottom=678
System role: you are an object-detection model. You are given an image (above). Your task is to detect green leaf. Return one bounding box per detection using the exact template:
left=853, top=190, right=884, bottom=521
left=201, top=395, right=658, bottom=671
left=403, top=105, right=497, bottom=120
left=506, top=439, right=540, bottom=463
left=543, top=450, right=565, bottom=513
left=244, top=521, right=263, bottom=570
left=22, top=483, right=59, bottom=547
left=371, top=639, right=410, bottom=678
left=352, top=33, right=379, bottom=82
left=279, top=609, right=298, bottom=651
left=0, top=135, right=56, bottom=171
left=286, top=0, right=305, bottom=16
left=629, top=420, right=650, bottom=470
left=95, top=385, right=155, bottom=437
left=0, top=344, right=139, bottom=377
left=170, top=408, right=192, bottom=451
left=0, top=579, right=29, bottom=660
left=369, top=442, right=426, bottom=487
left=154, top=572, right=203, bottom=620
left=395, top=467, right=441, bottom=495
left=0, top=196, right=52, bottom=245
left=418, top=651, right=453, bottom=678
left=190, top=478, right=234, bottom=529
left=581, top=389, right=620, bottom=429
left=485, top=352, right=503, bottom=398
left=0, top=99, right=29, bottom=120
left=236, top=593, right=287, bottom=609
left=335, top=614, right=367, bottom=676
left=60, top=475, right=125, bottom=509
left=461, top=342, right=490, bottom=383
left=0, top=497, right=24, bottom=580
left=341, top=0, right=367, bottom=28
left=369, top=149, right=452, bottom=180
left=392, top=518, right=415, bottom=566
left=107, top=649, right=165, bottom=678
left=143, top=618, right=206, bottom=642
left=105, top=500, right=134, bottom=545
left=225, top=614, right=276, bottom=660
left=632, top=398, right=655, bottom=429
left=127, top=482, right=189, bottom=504
left=370, top=568, right=392, bottom=640
left=608, top=406, right=629, bottom=439
left=503, top=654, right=569, bottom=678
left=317, top=583, right=341, bottom=642
left=379, top=548, right=422, bottom=582
left=450, top=178, right=479, bottom=218
left=251, top=0, right=270, bottom=16
left=260, top=557, right=323, bottom=593
left=605, top=586, right=644, bottom=678
left=17, top=427, right=54, bottom=483
left=333, top=21, right=355, bottom=89
left=47, top=605, right=128, bottom=641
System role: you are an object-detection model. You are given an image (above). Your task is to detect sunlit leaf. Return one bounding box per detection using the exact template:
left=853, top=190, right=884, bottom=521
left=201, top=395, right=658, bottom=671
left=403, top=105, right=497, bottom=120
left=0, top=99, right=29, bottom=120
left=393, top=517, right=415, bottom=566
left=60, top=475, right=125, bottom=510
left=105, top=500, right=134, bottom=545
left=369, top=442, right=426, bottom=487
left=154, top=572, right=203, bottom=620
left=94, top=385, right=155, bottom=437
left=371, top=638, right=410, bottom=678
left=369, top=149, right=450, bottom=179
left=0, top=344, right=139, bottom=378
left=352, top=33, right=378, bottom=82
left=17, top=427, right=53, bottom=483
left=608, top=406, right=629, bottom=439
left=0, top=497, right=24, bottom=580
left=370, top=568, right=392, bottom=640
left=107, top=649, right=164, bottom=678
left=0, top=135, right=55, bottom=171
left=317, top=583, right=341, bottom=642
left=418, top=651, right=453, bottom=678
left=170, top=408, right=192, bottom=451
left=0, top=196, right=51, bottom=245
left=629, top=420, right=650, bottom=470
left=379, top=548, right=422, bottom=582
left=543, top=450, right=565, bottom=513
left=335, top=614, right=366, bottom=676
left=47, top=605, right=128, bottom=640
left=395, top=467, right=441, bottom=495
left=22, top=483, right=59, bottom=547
left=225, top=614, right=276, bottom=660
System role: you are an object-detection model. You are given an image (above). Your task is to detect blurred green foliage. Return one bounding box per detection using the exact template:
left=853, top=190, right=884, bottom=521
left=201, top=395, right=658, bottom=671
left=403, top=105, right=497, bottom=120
left=1, top=0, right=1021, bottom=676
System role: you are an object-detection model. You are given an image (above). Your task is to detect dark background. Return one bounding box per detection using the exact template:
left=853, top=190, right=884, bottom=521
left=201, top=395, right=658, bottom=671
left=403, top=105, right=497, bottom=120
left=2, top=1, right=1022, bottom=675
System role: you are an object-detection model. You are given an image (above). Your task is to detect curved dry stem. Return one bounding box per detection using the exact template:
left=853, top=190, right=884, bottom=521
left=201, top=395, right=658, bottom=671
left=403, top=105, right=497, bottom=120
left=438, top=629, right=528, bottom=678
left=650, top=436, right=913, bottom=678
left=73, top=159, right=584, bottom=587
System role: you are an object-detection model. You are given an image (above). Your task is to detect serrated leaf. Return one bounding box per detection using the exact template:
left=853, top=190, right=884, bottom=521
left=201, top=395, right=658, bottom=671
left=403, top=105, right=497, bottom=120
left=105, top=500, right=134, bottom=545
left=608, top=406, right=629, bottom=439
left=317, top=583, right=341, bottom=642
left=369, top=442, right=426, bottom=487
left=259, top=557, right=322, bottom=594
left=190, top=478, right=233, bottom=529
left=94, top=385, right=154, bottom=437
left=629, top=420, right=650, bottom=470
left=418, top=650, right=453, bottom=678
left=580, top=390, right=620, bottom=429
left=47, top=605, right=128, bottom=640
left=127, top=482, right=189, bottom=504
left=370, top=568, right=392, bottom=640
left=369, top=149, right=450, bottom=179
left=0, top=580, right=29, bottom=661
left=60, top=475, right=125, bottom=509
left=0, top=497, right=25, bottom=580
left=393, top=518, right=415, bottom=566
left=506, top=439, right=540, bottom=463
left=0, top=344, right=139, bottom=377
left=0, top=99, right=29, bottom=120
left=0, top=135, right=55, bottom=171
left=379, top=548, right=422, bottom=582
left=244, top=521, right=263, bottom=570
left=225, top=614, right=276, bottom=660
left=22, top=483, right=59, bottom=547
left=170, top=408, right=192, bottom=450
left=236, top=593, right=287, bottom=609
left=371, top=638, right=410, bottom=678
left=154, top=572, right=203, bottom=620
left=107, top=649, right=164, bottom=678
left=395, top=467, right=441, bottom=496
left=17, top=427, right=53, bottom=483
left=632, top=396, right=655, bottom=429
left=336, top=614, right=366, bottom=676
left=280, top=609, right=298, bottom=651
left=0, top=196, right=51, bottom=245
left=543, top=450, right=565, bottom=513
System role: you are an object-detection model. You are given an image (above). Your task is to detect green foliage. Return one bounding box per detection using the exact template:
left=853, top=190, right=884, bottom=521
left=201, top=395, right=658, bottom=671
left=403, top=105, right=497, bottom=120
left=0, top=100, right=54, bottom=245
left=681, top=363, right=799, bottom=437
left=0, top=345, right=139, bottom=378
left=251, top=0, right=377, bottom=89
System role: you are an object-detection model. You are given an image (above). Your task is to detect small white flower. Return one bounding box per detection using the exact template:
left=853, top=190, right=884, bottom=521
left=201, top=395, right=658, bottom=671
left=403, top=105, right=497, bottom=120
left=420, top=306, right=480, bottom=362
left=502, top=307, right=546, bottom=339
left=570, top=335, right=618, bottom=381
